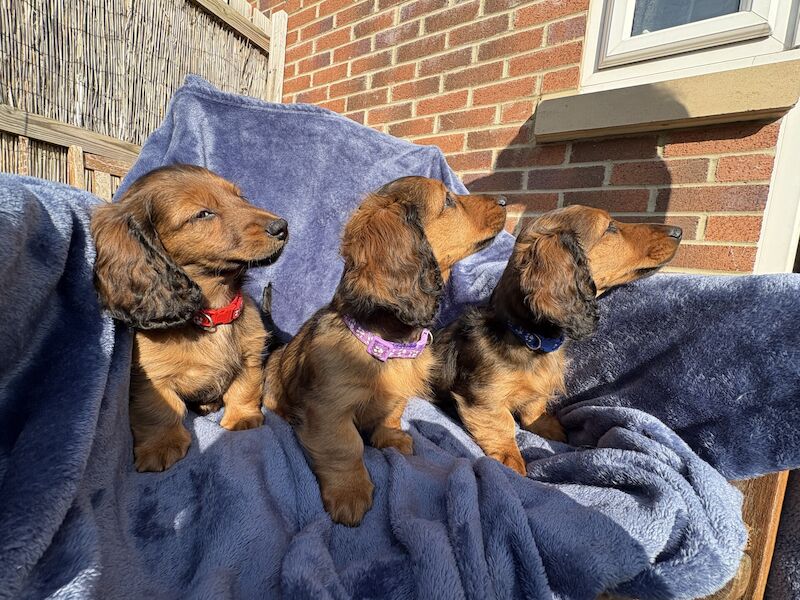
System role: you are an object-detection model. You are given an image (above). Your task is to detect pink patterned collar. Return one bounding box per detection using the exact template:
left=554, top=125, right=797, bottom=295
left=342, top=315, right=432, bottom=362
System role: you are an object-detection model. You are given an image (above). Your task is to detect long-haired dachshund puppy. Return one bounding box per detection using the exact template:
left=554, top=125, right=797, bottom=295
left=265, top=176, right=506, bottom=525
left=433, top=205, right=681, bottom=475
left=92, top=164, right=288, bottom=472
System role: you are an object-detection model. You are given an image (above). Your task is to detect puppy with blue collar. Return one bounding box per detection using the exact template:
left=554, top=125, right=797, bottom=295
left=433, top=205, right=681, bottom=475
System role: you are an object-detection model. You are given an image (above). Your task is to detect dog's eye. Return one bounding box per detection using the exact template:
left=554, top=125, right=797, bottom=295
left=606, top=222, right=618, bottom=234
left=444, top=192, right=456, bottom=208
left=194, top=210, right=215, bottom=220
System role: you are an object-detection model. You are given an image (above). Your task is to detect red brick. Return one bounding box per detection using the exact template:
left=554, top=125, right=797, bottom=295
left=448, top=15, right=510, bottom=47
left=425, top=1, right=480, bottom=33
left=401, top=0, right=447, bottom=20
left=346, top=111, right=366, bottom=125
left=616, top=215, right=700, bottom=239
left=312, top=63, right=348, bottom=86
left=670, top=244, right=756, bottom=272
left=439, top=107, right=497, bottom=131
left=655, top=185, right=769, bottom=212
left=296, top=87, right=328, bottom=104
left=564, top=189, right=649, bottom=212
left=375, top=21, right=420, bottom=49
left=391, top=76, right=440, bottom=100
left=547, top=14, right=586, bottom=44
left=527, top=166, right=605, bottom=189
left=372, top=64, right=416, bottom=88
left=283, top=62, right=296, bottom=81
left=330, top=76, right=367, bottom=98
left=500, top=100, right=535, bottom=124
left=444, top=62, right=505, bottom=92
left=485, top=0, right=529, bottom=14
left=397, top=34, right=446, bottom=63
left=333, top=39, right=372, bottom=63
left=495, top=144, right=567, bottom=168
left=286, top=40, right=313, bottom=64
left=715, top=154, right=775, bottom=182
left=286, top=29, right=299, bottom=47
left=478, top=29, right=543, bottom=61
left=445, top=150, right=494, bottom=171
left=318, top=98, right=346, bottom=113
left=335, top=0, right=373, bottom=26
left=346, top=88, right=389, bottom=111
left=352, top=51, right=392, bottom=75
left=419, top=48, right=472, bottom=76
left=389, top=117, right=435, bottom=137
left=465, top=171, right=525, bottom=192
left=705, top=216, right=763, bottom=243
left=319, top=0, right=351, bottom=17
left=515, top=0, right=590, bottom=27
left=283, top=75, right=311, bottom=94
left=288, top=5, right=317, bottom=29
left=378, top=0, right=405, bottom=8
left=663, top=121, right=781, bottom=157
left=570, top=136, right=658, bottom=163
left=315, top=28, right=351, bottom=52
left=415, top=133, right=466, bottom=153
left=610, top=159, right=709, bottom=185
left=542, top=66, right=579, bottom=94
left=504, top=192, right=560, bottom=212
left=297, top=52, right=331, bottom=74
left=468, top=126, right=530, bottom=149
left=509, top=41, right=582, bottom=76
left=366, top=103, right=413, bottom=125
left=300, top=16, right=334, bottom=40
left=473, top=77, right=537, bottom=106
left=417, top=90, right=469, bottom=116
left=354, top=12, right=394, bottom=39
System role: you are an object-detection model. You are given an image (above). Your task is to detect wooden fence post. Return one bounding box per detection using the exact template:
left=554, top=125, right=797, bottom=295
left=67, top=145, right=85, bottom=189
left=266, top=10, right=288, bottom=103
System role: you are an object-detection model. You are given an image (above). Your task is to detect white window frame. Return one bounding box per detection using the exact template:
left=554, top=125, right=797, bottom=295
left=581, top=0, right=800, bottom=92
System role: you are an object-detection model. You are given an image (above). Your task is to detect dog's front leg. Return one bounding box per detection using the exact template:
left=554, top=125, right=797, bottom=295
left=370, top=396, right=413, bottom=455
left=130, top=379, right=192, bottom=472
left=518, top=398, right=566, bottom=443
left=298, top=411, right=374, bottom=526
left=456, top=394, right=527, bottom=476
left=221, top=354, right=265, bottom=431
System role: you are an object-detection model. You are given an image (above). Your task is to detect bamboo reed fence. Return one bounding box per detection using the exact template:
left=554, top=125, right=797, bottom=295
left=0, top=0, right=287, bottom=192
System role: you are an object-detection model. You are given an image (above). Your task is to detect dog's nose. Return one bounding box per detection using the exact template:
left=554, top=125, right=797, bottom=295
left=497, top=195, right=507, bottom=207
left=666, top=226, right=682, bottom=240
left=267, top=218, right=288, bottom=241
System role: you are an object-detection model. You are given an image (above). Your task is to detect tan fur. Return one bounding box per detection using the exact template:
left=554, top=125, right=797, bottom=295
left=265, top=176, right=506, bottom=525
left=91, top=165, right=287, bottom=472
left=434, top=205, right=681, bottom=475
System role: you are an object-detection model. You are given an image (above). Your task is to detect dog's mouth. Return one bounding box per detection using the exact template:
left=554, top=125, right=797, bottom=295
left=243, top=243, right=286, bottom=268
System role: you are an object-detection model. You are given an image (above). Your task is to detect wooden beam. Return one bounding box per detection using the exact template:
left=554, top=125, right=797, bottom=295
left=67, top=145, right=85, bottom=190
left=84, top=153, right=134, bottom=178
left=0, top=105, right=140, bottom=163
left=266, top=10, right=288, bottom=103
left=188, top=0, right=271, bottom=54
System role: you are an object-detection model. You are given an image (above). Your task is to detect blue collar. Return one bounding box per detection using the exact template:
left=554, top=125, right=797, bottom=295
left=507, top=321, right=564, bottom=353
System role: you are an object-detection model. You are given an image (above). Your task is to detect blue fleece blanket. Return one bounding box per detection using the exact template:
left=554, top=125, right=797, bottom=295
left=2, top=76, right=798, bottom=599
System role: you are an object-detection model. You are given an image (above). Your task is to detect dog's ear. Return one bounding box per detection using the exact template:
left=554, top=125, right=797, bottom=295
left=518, top=230, right=598, bottom=339
left=338, top=197, right=443, bottom=327
left=91, top=198, right=202, bottom=330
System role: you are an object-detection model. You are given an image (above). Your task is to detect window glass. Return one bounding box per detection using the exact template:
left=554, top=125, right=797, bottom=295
left=631, top=0, right=741, bottom=35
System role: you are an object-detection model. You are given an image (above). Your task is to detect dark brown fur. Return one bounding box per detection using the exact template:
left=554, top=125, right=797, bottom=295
left=433, top=205, right=682, bottom=475
left=265, top=176, right=506, bottom=525
left=92, top=164, right=287, bottom=472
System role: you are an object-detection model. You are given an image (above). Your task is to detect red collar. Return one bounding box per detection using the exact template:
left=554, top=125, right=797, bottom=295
left=192, top=292, right=244, bottom=331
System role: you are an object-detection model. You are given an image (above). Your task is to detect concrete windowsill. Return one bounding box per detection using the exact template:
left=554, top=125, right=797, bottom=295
left=534, top=61, right=800, bottom=143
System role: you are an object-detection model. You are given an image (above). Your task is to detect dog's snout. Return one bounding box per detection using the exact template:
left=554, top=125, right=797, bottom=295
left=267, top=218, right=288, bottom=240
left=497, top=195, right=508, bottom=207
left=666, top=226, right=682, bottom=240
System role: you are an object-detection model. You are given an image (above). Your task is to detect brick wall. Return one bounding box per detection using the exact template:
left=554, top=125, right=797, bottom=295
left=257, top=0, right=779, bottom=274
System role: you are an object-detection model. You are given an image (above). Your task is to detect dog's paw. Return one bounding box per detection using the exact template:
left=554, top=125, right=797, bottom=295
left=134, top=427, right=191, bottom=472
left=371, top=427, right=413, bottom=455
left=525, top=414, right=567, bottom=443
left=220, top=409, right=264, bottom=431
left=491, top=449, right=527, bottom=476
left=321, top=477, right=375, bottom=527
